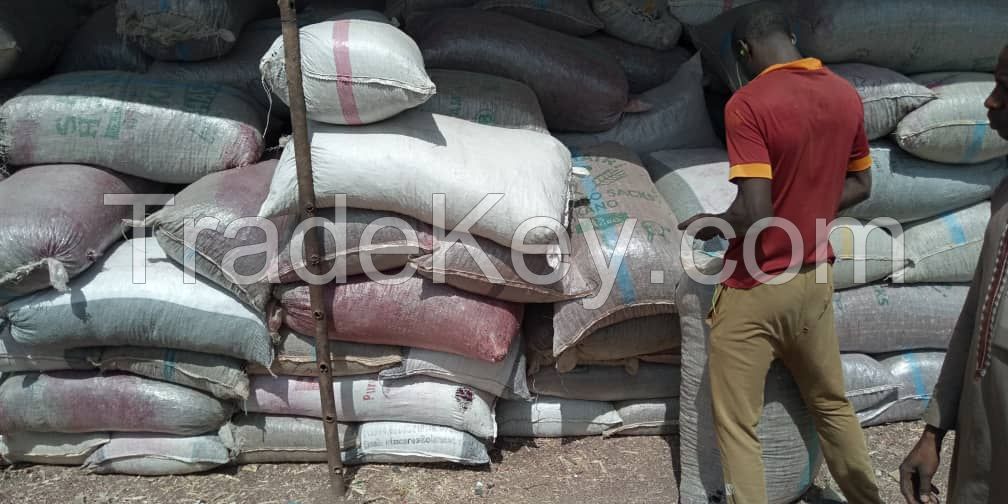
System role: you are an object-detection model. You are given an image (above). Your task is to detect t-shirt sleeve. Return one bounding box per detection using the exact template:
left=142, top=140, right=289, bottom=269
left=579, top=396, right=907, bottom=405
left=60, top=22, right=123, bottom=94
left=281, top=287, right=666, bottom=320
left=725, top=98, right=772, bottom=180
left=848, top=117, right=872, bottom=172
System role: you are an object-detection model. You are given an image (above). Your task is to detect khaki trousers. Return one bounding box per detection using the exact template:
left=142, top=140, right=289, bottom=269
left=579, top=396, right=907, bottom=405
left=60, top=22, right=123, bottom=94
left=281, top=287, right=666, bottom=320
left=708, top=264, right=883, bottom=504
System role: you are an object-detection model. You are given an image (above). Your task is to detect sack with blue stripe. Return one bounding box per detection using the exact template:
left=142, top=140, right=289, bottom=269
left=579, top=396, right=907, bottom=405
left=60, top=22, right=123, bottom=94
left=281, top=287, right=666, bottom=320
left=553, top=143, right=682, bottom=361
left=894, top=201, right=989, bottom=284
left=860, top=351, right=945, bottom=427
left=896, top=73, right=1008, bottom=164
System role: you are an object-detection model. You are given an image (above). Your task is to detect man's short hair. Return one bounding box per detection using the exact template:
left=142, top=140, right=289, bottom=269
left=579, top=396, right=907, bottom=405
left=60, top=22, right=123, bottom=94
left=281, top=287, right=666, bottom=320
left=732, top=2, right=792, bottom=44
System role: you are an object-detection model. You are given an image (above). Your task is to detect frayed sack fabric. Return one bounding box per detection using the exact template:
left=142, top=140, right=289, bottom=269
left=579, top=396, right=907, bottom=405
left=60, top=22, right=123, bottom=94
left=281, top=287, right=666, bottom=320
left=2, top=239, right=274, bottom=367
left=833, top=284, right=966, bottom=354
left=477, top=0, right=604, bottom=36
left=231, top=415, right=490, bottom=466
left=257, top=110, right=573, bottom=252
left=0, top=164, right=158, bottom=303
left=495, top=397, right=621, bottom=437
left=0, top=72, right=264, bottom=184
left=247, top=330, right=402, bottom=377
left=260, top=18, right=435, bottom=125
left=829, top=63, right=936, bottom=140
left=591, top=0, right=681, bottom=50
left=247, top=374, right=498, bottom=440
left=0, top=371, right=233, bottom=436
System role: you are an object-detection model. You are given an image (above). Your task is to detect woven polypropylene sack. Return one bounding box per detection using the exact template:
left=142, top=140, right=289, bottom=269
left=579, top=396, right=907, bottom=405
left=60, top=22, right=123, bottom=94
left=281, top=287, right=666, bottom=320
left=861, top=352, right=945, bottom=427
left=0, top=324, right=99, bottom=372
left=591, top=0, right=681, bottom=50
left=584, top=35, right=690, bottom=94
left=96, top=347, right=250, bottom=402
left=407, top=9, right=628, bottom=132
left=646, top=149, right=907, bottom=289
left=477, top=0, right=603, bottom=36
left=688, top=2, right=792, bottom=91
left=116, top=0, right=275, bottom=61
left=793, top=0, right=1008, bottom=75
left=841, top=354, right=900, bottom=414
left=0, top=0, right=78, bottom=79
left=834, top=284, right=966, bottom=354
left=677, top=278, right=823, bottom=504
left=840, top=141, right=1007, bottom=223
left=0, top=72, right=264, bottom=184
left=231, top=415, right=490, bottom=465
left=3, top=239, right=274, bottom=367
left=556, top=55, right=719, bottom=156
left=530, top=363, right=680, bottom=401
left=277, top=274, right=521, bottom=362
left=895, top=73, right=1008, bottom=164
left=606, top=398, right=680, bottom=436
left=895, top=202, right=989, bottom=284
left=0, top=432, right=109, bottom=466
left=385, top=0, right=473, bottom=21
left=380, top=335, right=529, bottom=399
left=149, top=160, right=290, bottom=312
left=258, top=111, right=573, bottom=252
left=553, top=144, right=683, bottom=354
left=419, top=69, right=548, bottom=133
left=55, top=6, right=152, bottom=73
left=0, top=372, right=233, bottom=435
left=84, top=429, right=234, bottom=475
left=496, top=397, right=621, bottom=437
left=666, top=0, right=758, bottom=25
left=246, top=375, right=497, bottom=440
left=829, top=63, right=936, bottom=140
left=247, top=331, right=402, bottom=377
left=0, top=165, right=159, bottom=303
left=260, top=18, right=434, bottom=125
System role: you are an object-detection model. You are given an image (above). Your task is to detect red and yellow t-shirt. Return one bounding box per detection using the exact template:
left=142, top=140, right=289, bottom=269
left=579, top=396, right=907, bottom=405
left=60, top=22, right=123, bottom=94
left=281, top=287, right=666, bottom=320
left=723, top=58, right=871, bottom=289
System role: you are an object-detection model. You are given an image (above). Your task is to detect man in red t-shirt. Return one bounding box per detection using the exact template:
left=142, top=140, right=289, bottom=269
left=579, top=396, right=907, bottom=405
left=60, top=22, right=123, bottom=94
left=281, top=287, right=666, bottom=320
left=678, top=4, right=883, bottom=503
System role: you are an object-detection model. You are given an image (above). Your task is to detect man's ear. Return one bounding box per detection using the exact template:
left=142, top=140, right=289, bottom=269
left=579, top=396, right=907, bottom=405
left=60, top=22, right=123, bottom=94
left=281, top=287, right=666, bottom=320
left=790, top=33, right=797, bottom=45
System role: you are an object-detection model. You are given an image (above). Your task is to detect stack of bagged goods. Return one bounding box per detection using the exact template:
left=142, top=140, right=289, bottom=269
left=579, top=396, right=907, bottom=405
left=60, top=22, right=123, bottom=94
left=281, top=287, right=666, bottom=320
left=498, top=144, right=683, bottom=439
left=237, top=15, right=577, bottom=466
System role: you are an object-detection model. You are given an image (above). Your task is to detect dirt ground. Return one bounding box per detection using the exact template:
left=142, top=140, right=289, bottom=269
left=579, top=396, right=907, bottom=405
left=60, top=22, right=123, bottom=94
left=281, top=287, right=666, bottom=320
left=0, top=421, right=952, bottom=504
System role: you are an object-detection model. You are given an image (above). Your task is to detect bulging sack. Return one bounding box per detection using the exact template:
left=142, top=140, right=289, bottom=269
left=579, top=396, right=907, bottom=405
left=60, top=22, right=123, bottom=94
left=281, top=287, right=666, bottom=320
left=496, top=397, right=621, bottom=437
left=556, top=55, right=719, bottom=156
left=606, top=398, right=680, bottom=436
left=0, top=164, right=159, bottom=303
left=896, top=73, right=1008, bottom=164
left=419, top=69, right=548, bottom=133
left=793, top=0, right=1008, bottom=75
left=246, top=374, right=498, bottom=440
left=553, top=144, right=682, bottom=355
left=477, top=0, right=603, bottom=36
left=584, top=35, right=690, bottom=94
left=841, top=354, right=900, bottom=414
left=55, top=5, right=152, bottom=74
left=3, top=239, right=274, bottom=367
left=895, top=202, right=989, bottom=284
left=841, top=141, right=1007, bottom=223
left=277, top=273, right=521, bottom=362
left=0, top=72, right=265, bottom=184
left=0, top=326, right=99, bottom=372
left=260, top=18, right=435, bottom=125
left=677, top=278, right=823, bottom=504
left=231, top=415, right=490, bottom=465
left=666, top=0, right=758, bottom=25
left=530, top=363, right=680, bottom=401
left=380, top=335, right=529, bottom=399
left=0, top=432, right=110, bottom=466
left=247, top=330, right=402, bottom=377
left=0, top=371, right=233, bottom=436
left=84, top=429, right=234, bottom=475
left=407, top=9, right=628, bottom=132
left=116, top=0, right=275, bottom=61
left=96, top=347, right=250, bottom=402
left=0, top=0, right=79, bottom=79
left=861, top=352, right=945, bottom=427
left=829, top=63, right=936, bottom=140
left=149, top=160, right=290, bottom=312
left=591, top=0, right=681, bottom=50
left=258, top=110, right=573, bottom=252
left=834, top=284, right=966, bottom=354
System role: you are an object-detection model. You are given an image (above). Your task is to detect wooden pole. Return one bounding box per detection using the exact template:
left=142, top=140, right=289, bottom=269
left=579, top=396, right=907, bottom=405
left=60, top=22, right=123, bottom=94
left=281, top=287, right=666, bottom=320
left=276, top=0, right=346, bottom=498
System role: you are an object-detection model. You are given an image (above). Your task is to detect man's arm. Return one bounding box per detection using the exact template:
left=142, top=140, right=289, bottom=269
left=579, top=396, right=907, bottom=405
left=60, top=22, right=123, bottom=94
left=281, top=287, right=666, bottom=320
left=838, top=169, right=871, bottom=211
left=721, top=178, right=774, bottom=237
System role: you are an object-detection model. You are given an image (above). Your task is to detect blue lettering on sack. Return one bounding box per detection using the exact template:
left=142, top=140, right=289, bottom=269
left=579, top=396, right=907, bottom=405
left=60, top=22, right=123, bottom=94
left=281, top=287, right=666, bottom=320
left=579, top=174, right=637, bottom=305
left=940, top=212, right=968, bottom=247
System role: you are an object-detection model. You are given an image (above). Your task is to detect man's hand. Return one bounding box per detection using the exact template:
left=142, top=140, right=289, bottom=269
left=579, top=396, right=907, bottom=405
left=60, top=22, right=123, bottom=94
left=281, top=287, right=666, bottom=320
left=678, top=213, right=724, bottom=241
left=900, top=426, right=945, bottom=504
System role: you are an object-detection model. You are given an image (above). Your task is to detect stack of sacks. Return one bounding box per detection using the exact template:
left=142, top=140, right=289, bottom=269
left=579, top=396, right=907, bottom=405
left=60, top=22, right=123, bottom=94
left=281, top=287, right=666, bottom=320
left=0, top=238, right=270, bottom=474
left=236, top=16, right=575, bottom=467
left=498, top=144, right=683, bottom=439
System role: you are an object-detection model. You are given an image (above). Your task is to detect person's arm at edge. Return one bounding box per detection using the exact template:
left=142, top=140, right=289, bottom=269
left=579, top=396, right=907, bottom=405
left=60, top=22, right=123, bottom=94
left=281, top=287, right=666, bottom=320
left=840, top=116, right=873, bottom=212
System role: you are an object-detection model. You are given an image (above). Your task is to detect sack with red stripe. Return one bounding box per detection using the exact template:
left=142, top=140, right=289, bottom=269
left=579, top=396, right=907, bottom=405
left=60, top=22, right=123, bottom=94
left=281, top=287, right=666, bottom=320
left=260, top=17, right=435, bottom=125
